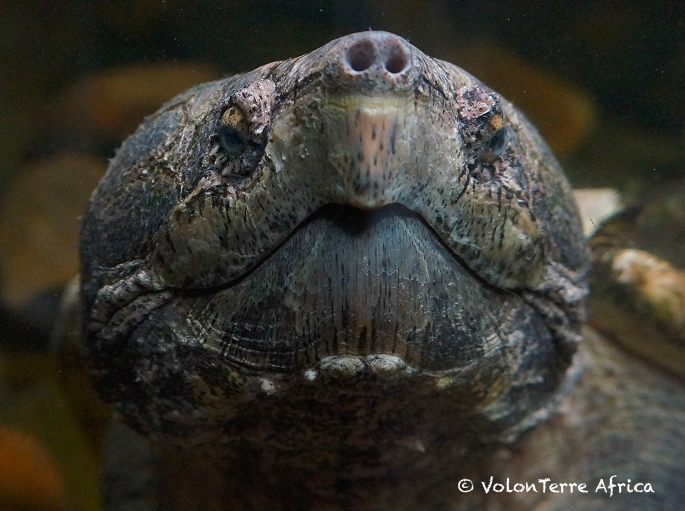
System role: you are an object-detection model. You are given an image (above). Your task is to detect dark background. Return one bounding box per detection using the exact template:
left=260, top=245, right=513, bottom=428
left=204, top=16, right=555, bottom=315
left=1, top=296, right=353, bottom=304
left=2, top=0, right=684, bottom=184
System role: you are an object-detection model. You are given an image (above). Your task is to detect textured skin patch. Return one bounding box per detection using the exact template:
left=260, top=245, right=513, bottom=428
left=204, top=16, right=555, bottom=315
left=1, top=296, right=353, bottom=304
left=230, top=79, right=276, bottom=141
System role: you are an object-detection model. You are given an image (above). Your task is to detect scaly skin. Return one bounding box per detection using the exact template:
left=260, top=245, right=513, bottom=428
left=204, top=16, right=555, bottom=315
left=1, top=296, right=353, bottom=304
left=74, top=31, right=684, bottom=510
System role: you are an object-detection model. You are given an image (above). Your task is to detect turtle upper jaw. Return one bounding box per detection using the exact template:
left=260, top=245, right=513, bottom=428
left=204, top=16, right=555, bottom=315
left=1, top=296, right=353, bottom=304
left=265, top=91, right=427, bottom=214
left=153, top=32, right=547, bottom=295
left=306, top=94, right=417, bottom=210
left=268, top=30, right=430, bottom=211
left=300, top=31, right=421, bottom=209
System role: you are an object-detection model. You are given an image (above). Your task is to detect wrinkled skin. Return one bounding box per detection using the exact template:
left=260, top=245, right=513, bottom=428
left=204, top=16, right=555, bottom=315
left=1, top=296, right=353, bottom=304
left=75, top=32, right=685, bottom=510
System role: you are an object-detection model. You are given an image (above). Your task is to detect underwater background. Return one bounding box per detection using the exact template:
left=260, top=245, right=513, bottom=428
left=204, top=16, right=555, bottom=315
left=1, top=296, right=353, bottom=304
left=0, top=1, right=683, bottom=510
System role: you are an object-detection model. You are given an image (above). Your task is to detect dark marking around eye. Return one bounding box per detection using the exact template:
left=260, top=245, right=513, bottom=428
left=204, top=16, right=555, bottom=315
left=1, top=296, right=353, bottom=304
left=218, top=125, right=245, bottom=156
left=479, top=127, right=509, bottom=164
left=489, top=128, right=508, bottom=154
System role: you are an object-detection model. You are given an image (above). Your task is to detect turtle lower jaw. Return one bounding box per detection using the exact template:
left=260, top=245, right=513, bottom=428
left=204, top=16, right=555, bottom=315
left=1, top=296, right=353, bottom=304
left=86, top=203, right=569, bottom=440
left=89, top=204, right=560, bottom=376
left=178, top=203, right=552, bottom=373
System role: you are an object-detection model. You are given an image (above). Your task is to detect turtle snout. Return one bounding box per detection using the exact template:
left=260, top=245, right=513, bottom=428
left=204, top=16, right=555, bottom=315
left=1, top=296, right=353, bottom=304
left=267, top=31, right=434, bottom=209
left=344, top=33, right=410, bottom=75
left=331, top=31, right=417, bottom=91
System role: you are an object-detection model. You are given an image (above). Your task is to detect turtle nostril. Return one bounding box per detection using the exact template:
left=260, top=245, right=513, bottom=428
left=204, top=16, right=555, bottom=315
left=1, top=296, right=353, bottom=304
left=346, top=40, right=376, bottom=72
left=384, top=44, right=408, bottom=74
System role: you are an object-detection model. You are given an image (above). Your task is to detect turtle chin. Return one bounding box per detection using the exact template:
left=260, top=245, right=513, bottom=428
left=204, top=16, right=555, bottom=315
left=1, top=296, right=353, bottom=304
left=86, top=203, right=575, bottom=441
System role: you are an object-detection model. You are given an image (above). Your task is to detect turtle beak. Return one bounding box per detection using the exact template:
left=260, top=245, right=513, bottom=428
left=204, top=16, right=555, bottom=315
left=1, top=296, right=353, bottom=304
left=325, top=94, right=414, bottom=209
left=319, top=31, right=419, bottom=209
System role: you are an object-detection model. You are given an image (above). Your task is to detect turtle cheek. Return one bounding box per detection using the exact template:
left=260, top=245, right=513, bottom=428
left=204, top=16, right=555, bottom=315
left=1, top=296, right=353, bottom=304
left=425, top=188, right=546, bottom=291
left=87, top=299, right=248, bottom=438
left=485, top=207, right=546, bottom=289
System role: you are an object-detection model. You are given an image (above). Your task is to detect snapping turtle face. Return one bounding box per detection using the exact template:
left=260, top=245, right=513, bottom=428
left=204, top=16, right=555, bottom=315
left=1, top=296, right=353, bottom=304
left=80, top=32, right=588, bottom=440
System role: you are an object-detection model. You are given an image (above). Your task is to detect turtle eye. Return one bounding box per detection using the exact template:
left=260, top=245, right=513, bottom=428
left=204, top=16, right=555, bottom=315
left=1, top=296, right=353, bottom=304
left=479, top=127, right=509, bottom=163
left=489, top=127, right=508, bottom=154
left=217, top=104, right=250, bottom=157
left=209, top=80, right=275, bottom=177
left=209, top=104, right=257, bottom=176
left=218, top=124, right=245, bottom=156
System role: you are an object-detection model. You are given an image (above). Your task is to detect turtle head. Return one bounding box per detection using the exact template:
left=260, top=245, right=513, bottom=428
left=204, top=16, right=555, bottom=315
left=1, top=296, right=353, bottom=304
left=79, top=31, right=588, bottom=444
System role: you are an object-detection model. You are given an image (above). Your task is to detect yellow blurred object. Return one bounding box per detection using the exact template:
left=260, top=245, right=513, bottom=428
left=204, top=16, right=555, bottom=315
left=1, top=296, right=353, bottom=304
left=0, top=425, right=67, bottom=511
left=0, top=152, right=104, bottom=307
left=48, top=62, right=221, bottom=143
left=0, top=350, right=102, bottom=511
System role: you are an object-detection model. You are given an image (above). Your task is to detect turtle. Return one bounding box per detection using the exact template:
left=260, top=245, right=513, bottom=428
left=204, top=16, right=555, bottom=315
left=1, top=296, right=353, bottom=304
left=55, top=31, right=685, bottom=511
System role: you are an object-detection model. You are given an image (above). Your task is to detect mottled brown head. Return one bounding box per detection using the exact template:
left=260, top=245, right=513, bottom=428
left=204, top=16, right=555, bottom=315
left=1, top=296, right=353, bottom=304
left=80, top=32, right=588, bottom=442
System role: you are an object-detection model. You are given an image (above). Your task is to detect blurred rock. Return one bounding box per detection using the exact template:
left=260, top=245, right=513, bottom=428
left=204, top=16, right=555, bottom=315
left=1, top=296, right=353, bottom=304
left=588, top=180, right=685, bottom=269
left=29, top=62, right=220, bottom=159
left=0, top=153, right=105, bottom=308
left=589, top=246, right=685, bottom=379
left=0, top=425, right=67, bottom=511
left=573, top=188, right=622, bottom=237
left=612, top=249, right=685, bottom=337
left=630, top=181, right=685, bottom=269
left=588, top=182, right=685, bottom=378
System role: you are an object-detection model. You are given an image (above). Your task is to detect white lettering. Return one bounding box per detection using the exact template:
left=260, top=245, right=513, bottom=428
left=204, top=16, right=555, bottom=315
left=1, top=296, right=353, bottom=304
left=481, top=477, right=494, bottom=494
left=475, top=476, right=648, bottom=496
left=596, top=475, right=618, bottom=497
